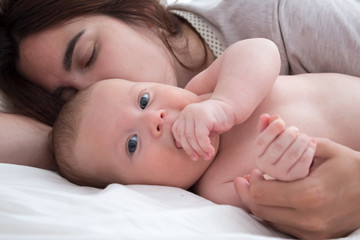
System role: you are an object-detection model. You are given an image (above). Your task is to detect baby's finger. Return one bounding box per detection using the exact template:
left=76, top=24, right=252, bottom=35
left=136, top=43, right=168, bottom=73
left=193, top=122, right=215, bottom=160
left=274, top=133, right=310, bottom=181
left=185, top=118, right=209, bottom=160
left=172, top=119, right=200, bottom=161
left=286, top=139, right=316, bottom=180
left=254, top=119, right=286, bottom=158
left=257, top=113, right=271, bottom=133
left=259, top=126, right=299, bottom=168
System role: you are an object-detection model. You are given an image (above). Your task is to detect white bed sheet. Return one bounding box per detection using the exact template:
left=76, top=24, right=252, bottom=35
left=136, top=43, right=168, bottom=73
left=0, top=163, right=359, bottom=240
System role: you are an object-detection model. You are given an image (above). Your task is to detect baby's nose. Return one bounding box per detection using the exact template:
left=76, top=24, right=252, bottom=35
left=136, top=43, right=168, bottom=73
left=148, top=110, right=166, bottom=137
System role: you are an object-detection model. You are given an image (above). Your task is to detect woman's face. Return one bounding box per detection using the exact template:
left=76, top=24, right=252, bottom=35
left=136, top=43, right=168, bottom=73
left=17, top=15, right=178, bottom=100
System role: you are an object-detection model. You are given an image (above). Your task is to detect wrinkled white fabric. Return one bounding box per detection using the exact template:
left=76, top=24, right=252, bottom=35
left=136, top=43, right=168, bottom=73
left=0, top=164, right=289, bottom=240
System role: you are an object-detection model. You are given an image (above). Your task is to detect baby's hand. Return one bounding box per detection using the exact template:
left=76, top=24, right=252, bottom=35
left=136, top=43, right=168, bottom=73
left=172, top=100, right=234, bottom=161
left=253, top=114, right=317, bottom=181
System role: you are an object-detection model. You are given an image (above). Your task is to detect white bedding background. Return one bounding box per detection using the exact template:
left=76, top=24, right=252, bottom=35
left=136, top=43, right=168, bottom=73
left=1, top=164, right=360, bottom=239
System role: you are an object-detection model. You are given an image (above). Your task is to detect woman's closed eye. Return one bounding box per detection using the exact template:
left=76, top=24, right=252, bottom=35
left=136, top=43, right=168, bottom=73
left=84, top=43, right=98, bottom=69
left=139, top=93, right=149, bottom=109
left=127, top=135, right=138, bottom=155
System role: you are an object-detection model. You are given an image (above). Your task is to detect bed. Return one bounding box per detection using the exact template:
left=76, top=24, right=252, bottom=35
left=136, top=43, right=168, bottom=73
left=1, top=163, right=360, bottom=240
left=1, top=1, right=360, bottom=239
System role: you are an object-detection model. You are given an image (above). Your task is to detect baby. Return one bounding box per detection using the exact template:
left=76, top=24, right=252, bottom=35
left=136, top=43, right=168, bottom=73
left=52, top=38, right=360, bottom=211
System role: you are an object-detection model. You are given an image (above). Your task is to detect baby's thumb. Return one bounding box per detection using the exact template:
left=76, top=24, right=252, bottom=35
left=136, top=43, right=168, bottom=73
left=171, top=120, right=182, bottom=148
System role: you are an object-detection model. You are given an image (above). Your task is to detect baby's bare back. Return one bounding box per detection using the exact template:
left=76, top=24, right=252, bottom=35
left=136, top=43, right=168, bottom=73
left=194, top=73, right=360, bottom=208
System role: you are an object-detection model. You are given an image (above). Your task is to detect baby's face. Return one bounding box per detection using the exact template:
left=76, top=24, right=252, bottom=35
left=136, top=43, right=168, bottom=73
left=74, top=79, right=214, bottom=189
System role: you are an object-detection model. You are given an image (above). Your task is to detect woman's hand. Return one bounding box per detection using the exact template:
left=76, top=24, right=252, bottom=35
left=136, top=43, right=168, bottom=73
left=234, top=138, right=360, bottom=239
left=172, top=99, right=234, bottom=161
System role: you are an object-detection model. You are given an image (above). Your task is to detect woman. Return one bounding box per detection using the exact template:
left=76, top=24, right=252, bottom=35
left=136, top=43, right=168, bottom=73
left=0, top=0, right=360, bottom=238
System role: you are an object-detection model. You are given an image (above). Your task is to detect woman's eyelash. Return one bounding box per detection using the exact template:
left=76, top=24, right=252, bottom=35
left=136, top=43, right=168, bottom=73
left=85, top=44, right=98, bottom=68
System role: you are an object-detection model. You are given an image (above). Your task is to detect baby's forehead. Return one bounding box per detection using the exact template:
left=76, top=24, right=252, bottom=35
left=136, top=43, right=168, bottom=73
left=91, top=79, right=131, bottom=92
left=81, top=79, right=134, bottom=119
left=93, top=78, right=165, bottom=91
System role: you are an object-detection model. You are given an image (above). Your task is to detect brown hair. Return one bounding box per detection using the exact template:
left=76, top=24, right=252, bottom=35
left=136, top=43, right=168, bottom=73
left=51, top=84, right=105, bottom=187
left=0, top=0, right=184, bottom=126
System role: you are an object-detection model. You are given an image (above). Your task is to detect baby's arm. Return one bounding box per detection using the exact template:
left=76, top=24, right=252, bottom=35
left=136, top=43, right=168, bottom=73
left=254, top=114, right=316, bottom=181
left=185, top=38, right=280, bottom=124
left=173, top=38, right=281, bottom=160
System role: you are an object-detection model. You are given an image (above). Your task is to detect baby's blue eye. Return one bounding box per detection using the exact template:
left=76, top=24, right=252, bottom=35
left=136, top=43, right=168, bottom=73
left=128, top=135, right=138, bottom=155
left=139, top=93, right=149, bottom=109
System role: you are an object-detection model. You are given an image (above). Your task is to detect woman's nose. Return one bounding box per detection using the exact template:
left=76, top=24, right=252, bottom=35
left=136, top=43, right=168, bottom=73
left=146, top=110, right=166, bottom=137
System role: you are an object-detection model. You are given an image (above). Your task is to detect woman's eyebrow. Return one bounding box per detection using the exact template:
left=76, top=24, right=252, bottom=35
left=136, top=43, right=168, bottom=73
left=63, top=29, right=86, bottom=71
